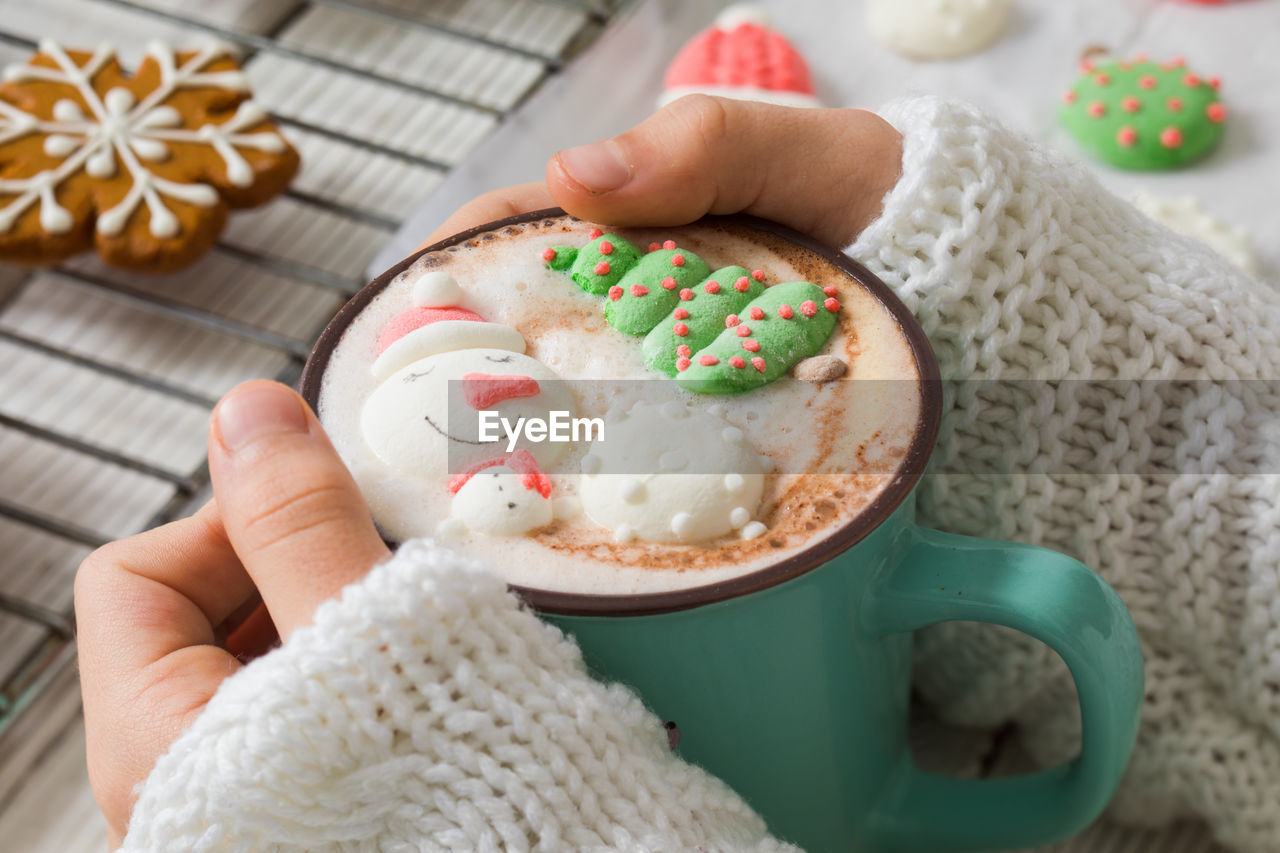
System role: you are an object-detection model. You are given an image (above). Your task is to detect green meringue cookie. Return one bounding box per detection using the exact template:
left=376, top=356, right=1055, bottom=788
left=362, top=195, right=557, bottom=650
left=604, top=248, right=711, bottom=336
left=642, top=266, right=762, bottom=377
left=676, top=281, right=838, bottom=394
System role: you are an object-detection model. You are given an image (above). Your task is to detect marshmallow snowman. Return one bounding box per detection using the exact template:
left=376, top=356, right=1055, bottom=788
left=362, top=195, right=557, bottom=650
left=361, top=271, right=577, bottom=536
left=436, top=449, right=580, bottom=539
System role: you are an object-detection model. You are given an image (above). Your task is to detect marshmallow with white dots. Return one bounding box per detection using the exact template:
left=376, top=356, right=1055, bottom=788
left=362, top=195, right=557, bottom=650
left=579, top=401, right=769, bottom=544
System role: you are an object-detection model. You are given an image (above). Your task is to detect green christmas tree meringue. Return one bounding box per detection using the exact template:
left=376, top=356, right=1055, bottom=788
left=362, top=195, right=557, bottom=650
left=544, top=230, right=841, bottom=394
left=676, top=281, right=839, bottom=394
left=1060, top=54, right=1227, bottom=171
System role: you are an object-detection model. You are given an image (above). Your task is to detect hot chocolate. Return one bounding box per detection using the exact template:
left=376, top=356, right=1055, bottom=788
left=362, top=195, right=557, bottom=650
left=306, top=213, right=925, bottom=599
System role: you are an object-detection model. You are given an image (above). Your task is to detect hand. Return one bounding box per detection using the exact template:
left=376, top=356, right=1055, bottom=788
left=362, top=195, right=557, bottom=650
left=423, top=95, right=903, bottom=250
left=75, top=381, right=389, bottom=848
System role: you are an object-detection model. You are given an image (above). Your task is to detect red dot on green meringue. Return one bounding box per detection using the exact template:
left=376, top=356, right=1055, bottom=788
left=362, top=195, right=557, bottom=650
left=595, top=261, right=610, bottom=275
left=699, top=355, right=719, bottom=366
left=1063, top=90, right=1078, bottom=104
left=705, top=280, right=720, bottom=294
left=1117, top=126, right=1138, bottom=147
left=661, top=276, right=677, bottom=290
left=672, top=254, right=686, bottom=267
left=1139, top=75, right=1157, bottom=89
left=608, top=286, right=623, bottom=301
left=676, top=357, right=691, bottom=372
left=1207, top=102, right=1227, bottom=123
left=1183, top=73, right=1200, bottom=87
left=1088, top=101, right=1106, bottom=118
left=824, top=297, right=840, bottom=312
left=1094, top=72, right=1111, bottom=85
left=679, top=289, right=694, bottom=301
left=734, top=276, right=750, bottom=292
left=631, top=284, right=648, bottom=297
left=648, top=242, right=661, bottom=252
left=676, top=345, right=691, bottom=357
left=1122, top=96, right=1140, bottom=113
left=674, top=307, right=689, bottom=319
left=589, top=228, right=603, bottom=239
left=743, top=339, right=760, bottom=352
left=674, top=322, right=689, bottom=337
left=778, top=304, right=794, bottom=319
left=1167, top=97, right=1183, bottom=112
left=541, top=247, right=556, bottom=261
left=663, top=240, right=676, bottom=251
left=751, top=269, right=765, bottom=282
left=736, top=325, right=751, bottom=337
left=729, top=356, right=746, bottom=369
left=726, top=314, right=740, bottom=327
left=749, top=306, right=765, bottom=320
left=599, top=241, right=614, bottom=255
left=1160, top=126, right=1183, bottom=148
left=751, top=357, right=766, bottom=372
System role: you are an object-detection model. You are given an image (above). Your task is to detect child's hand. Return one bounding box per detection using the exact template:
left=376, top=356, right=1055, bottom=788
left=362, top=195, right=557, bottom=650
left=75, top=381, right=389, bottom=847
left=423, top=95, right=903, bottom=252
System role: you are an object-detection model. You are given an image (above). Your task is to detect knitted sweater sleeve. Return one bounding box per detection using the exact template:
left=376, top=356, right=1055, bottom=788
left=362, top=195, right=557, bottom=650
left=120, top=540, right=794, bottom=852
left=847, top=97, right=1280, bottom=853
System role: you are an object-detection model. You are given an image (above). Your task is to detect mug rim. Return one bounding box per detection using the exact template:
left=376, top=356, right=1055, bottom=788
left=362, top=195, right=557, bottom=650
left=299, top=208, right=942, bottom=618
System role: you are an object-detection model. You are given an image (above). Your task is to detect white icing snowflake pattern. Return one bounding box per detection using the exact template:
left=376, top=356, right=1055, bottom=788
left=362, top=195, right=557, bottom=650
left=0, top=40, right=288, bottom=239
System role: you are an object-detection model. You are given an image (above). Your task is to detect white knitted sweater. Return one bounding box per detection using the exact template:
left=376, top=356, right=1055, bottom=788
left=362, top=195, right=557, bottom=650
left=122, top=98, right=1280, bottom=851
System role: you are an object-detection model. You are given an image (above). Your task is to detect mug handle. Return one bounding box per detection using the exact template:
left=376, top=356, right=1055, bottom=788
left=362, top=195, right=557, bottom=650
left=864, top=526, right=1144, bottom=852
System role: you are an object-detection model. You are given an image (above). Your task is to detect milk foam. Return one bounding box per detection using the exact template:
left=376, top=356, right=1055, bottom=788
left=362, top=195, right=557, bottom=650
left=317, top=217, right=923, bottom=596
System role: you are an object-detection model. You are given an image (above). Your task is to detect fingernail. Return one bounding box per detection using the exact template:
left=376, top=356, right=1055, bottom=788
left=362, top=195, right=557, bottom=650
left=556, top=139, right=631, bottom=194
left=215, top=384, right=309, bottom=452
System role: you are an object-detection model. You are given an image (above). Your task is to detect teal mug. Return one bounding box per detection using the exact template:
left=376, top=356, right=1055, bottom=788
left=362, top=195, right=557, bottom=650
left=303, top=211, right=1143, bottom=853
left=500, top=216, right=1145, bottom=853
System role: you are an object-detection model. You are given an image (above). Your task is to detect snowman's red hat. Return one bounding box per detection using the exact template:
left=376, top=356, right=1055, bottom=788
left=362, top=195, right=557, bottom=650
left=659, top=4, right=820, bottom=109
left=371, top=271, right=526, bottom=382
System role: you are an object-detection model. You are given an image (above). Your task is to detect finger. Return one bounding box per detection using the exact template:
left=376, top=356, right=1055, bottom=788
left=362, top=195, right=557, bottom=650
left=546, top=95, right=903, bottom=248
left=208, top=380, right=389, bottom=638
left=75, top=504, right=249, bottom=838
left=418, top=181, right=556, bottom=250
left=75, top=501, right=252, bottom=684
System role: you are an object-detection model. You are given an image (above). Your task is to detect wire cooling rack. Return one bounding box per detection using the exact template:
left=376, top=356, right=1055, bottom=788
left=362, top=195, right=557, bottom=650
left=0, top=0, right=623, bottom=780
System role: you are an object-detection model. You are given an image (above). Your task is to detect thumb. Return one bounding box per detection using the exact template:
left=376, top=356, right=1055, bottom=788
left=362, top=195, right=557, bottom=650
left=546, top=95, right=903, bottom=249
left=208, top=380, right=389, bottom=637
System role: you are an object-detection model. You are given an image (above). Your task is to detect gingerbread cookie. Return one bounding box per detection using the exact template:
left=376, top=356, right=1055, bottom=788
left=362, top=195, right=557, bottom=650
left=1060, top=54, right=1226, bottom=171
left=0, top=41, right=299, bottom=272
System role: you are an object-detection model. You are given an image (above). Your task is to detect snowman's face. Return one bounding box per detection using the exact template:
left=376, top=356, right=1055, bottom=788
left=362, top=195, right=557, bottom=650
left=360, top=348, right=576, bottom=480
left=450, top=466, right=553, bottom=536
